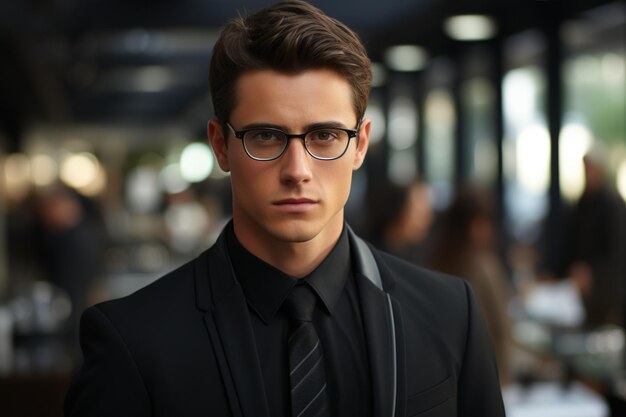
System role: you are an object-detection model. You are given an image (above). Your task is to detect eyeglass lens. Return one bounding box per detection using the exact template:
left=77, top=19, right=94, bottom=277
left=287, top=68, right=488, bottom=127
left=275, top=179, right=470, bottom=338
left=243, top=128, right=351, bottom=160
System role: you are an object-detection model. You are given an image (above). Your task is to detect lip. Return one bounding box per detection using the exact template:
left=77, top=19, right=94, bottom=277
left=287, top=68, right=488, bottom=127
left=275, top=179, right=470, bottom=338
left=272, top=198, right=318, bottom=212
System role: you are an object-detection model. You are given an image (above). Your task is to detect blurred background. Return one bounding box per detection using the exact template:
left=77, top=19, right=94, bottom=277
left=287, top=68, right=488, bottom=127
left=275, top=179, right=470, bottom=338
left=0, top=0, right=624, bottom=416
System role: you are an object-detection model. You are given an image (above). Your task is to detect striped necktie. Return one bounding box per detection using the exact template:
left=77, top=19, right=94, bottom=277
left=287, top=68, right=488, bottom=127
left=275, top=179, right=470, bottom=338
left=284, top=284, right=331, bottom=417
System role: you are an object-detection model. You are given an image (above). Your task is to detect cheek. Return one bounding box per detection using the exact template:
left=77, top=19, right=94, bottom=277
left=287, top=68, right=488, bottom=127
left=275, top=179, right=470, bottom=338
left=229, top=149, right=266, bottom=183
left=322, top=163, right=353, bottom=198
left=229, top=161, right=261, bottom=199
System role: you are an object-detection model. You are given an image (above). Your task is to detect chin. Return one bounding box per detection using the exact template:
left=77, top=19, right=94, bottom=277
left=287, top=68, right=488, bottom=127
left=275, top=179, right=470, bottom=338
left=266, top=218, right=326, bottom=243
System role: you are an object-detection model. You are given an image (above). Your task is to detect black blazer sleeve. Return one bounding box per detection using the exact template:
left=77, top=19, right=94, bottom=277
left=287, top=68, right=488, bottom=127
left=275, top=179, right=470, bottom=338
left=64, top=306, right=151, bottom=417
left=457, top=280, right=505, bottom=416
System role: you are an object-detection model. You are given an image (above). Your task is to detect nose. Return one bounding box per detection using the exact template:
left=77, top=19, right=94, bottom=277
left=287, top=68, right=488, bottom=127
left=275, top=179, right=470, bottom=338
left=279, top=138, right=313, bottom=184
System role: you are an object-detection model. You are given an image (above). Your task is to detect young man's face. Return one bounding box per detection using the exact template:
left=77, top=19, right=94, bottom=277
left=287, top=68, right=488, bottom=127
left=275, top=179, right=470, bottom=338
left=209, top=69, right=370, bottom=251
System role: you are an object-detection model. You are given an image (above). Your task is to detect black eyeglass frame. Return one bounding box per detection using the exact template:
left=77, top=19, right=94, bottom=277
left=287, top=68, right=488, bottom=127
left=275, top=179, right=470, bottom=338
left=225, top=122, right=361, bottom=161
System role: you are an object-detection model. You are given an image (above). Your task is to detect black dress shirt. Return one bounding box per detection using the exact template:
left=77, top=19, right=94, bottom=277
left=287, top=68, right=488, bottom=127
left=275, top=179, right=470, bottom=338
left=226, top=224, right=373, bottom=417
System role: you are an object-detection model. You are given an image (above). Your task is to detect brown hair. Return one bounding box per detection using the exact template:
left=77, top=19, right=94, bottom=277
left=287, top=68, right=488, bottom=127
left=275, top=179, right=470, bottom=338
left=209, top=0, right=372, bottom=124
left=427, top=185, right=496, bottom=276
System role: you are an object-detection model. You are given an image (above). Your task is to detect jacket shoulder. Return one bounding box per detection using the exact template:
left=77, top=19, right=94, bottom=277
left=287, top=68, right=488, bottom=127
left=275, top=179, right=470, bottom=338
left=372, top=247, right=469, bottom=302
left=93, top=248, right=209, bottom=328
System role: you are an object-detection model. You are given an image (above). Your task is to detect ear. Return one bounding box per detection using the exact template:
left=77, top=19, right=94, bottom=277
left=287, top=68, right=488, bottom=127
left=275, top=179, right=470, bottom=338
left=352, top=117, right=370, bottom=171
left=208, top=119, right=230, bottom=172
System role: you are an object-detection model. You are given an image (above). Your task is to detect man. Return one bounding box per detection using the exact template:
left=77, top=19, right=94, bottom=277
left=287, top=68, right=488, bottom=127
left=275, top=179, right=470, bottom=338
left=561, top=148, right=626, bottom=328
left=65, top=1, right=505, bottom=416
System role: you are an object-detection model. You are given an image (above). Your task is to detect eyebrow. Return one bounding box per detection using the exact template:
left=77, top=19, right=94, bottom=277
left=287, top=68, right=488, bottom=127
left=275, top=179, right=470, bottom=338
left=239, top=121, right=355, bottom=132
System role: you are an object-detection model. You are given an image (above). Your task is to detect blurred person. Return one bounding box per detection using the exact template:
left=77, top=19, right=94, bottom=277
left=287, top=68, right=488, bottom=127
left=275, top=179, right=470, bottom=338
left=65, top=2, right=505, bottom=416
left=560, top=146, right=626, bottom=328
left=34, top=184, right=106, bottom=345
left=366, top=179, right=434, bottom=265
left=427, top=185, right=513, bottom=385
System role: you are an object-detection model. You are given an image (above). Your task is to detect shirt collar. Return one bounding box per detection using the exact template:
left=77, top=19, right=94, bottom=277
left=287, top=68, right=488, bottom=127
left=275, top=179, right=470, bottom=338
left=226, top=223, right=351, bottom=324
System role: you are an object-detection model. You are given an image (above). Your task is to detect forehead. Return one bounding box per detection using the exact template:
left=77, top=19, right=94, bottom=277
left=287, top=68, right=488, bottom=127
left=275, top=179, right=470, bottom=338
left=229, top=69, right=357, bottom=126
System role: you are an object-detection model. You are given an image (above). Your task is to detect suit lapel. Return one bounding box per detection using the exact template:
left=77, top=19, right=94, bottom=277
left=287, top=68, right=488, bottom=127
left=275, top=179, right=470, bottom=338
left=195, top=233, right=270, bottom=417
left=389, top=296, right=406, bottom=417
left=349, top=228, right=406, bottom=417
left=356, top=274, right=397, bottom=417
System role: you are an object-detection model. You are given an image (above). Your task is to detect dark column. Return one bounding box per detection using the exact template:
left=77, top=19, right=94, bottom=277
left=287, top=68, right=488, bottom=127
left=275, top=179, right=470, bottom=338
left=492, top=36, right=506, bottom=245
left=416, top=79, right=427, bottom=180
left=453, top=53, right=467, bottom=186
left=544, top=2, right=564, bottom=275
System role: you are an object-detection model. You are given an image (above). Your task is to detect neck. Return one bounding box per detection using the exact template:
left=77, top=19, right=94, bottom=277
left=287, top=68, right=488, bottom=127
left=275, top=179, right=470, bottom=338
left=232, top=213, right=344, bottom=278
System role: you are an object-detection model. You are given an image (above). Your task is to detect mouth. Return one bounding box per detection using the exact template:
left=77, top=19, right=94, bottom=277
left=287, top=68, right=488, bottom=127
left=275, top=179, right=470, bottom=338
left=272, top=198, right=318, bottom=212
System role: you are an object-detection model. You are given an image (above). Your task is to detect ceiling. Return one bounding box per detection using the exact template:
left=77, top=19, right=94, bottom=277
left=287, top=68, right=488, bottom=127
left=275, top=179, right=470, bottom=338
left=0, top=0, right=617, bottom=151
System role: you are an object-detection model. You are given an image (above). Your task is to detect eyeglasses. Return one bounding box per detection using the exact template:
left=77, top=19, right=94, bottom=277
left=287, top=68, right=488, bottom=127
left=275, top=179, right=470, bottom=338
left=225, top=122, right=360, bottom=161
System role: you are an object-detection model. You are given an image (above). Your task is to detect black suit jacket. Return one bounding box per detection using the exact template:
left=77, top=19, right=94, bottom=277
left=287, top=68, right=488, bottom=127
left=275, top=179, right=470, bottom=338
left=65, top=225, right=505, bottom=417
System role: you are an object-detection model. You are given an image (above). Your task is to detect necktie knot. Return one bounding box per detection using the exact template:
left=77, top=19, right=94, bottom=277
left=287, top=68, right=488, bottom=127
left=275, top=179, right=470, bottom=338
left=284, top=284, right=317, bottom=322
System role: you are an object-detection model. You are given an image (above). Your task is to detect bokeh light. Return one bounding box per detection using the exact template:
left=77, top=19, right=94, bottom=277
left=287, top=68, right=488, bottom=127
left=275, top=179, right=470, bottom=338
left=30, top=154, right=58, bottom=187
left=516, top=125, right=551, bottom=194
left=126, top=167, right=162, bottom=213
left=559, top=123, right=592, bottom=201
left=388, top=96, right=418, bottom=151
left=180, top=142, right=214, bottom=183
left=4, top=153, right=31, bottom=201
left=160, top=163, right=189, bottom=194
left=59, top=152, right=100, bottom=190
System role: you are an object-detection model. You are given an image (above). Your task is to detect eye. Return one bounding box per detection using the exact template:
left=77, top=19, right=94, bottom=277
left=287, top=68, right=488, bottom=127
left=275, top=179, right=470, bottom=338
left=309, top=129, right=340, bottom=142
left=248, top=129, right=283, bottom=143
